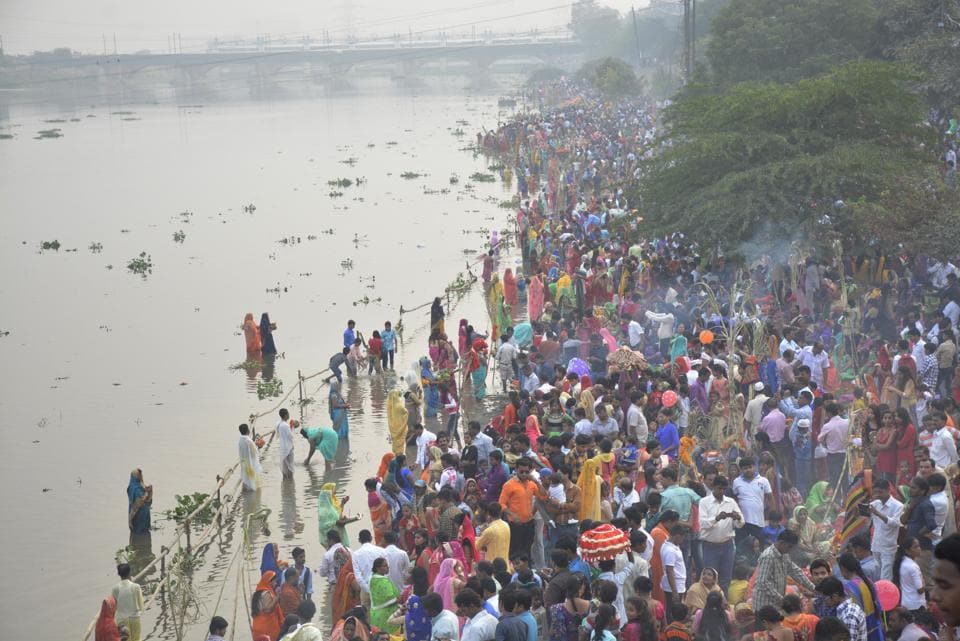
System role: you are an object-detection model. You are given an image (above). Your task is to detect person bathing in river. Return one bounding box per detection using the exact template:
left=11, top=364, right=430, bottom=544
left=239, top=423, right=264, bottom=491
left=127, top=469, right=152, bottom=535
left=381, top=321, right=397, bottom=371
left=259, top=313, right=277, bottom=356
left=301, top=425, right=339, bottom=470
left=242, top=312, right=261, bottom=355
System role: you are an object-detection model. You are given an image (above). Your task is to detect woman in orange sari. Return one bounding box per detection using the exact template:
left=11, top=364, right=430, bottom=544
left=503, top=268, right=519, bottom=306
left=376, top=453, right=395, bottom=481
left=242, top=313, right=261, bottom=355
left=251, top=571, right=284, bottom=641
left=366, top=478, right=393, bottom=547
left=331, top=555, right=361, bottom=623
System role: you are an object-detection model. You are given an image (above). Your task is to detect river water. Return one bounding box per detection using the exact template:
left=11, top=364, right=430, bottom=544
left=0, top=88, right=520, bottom=640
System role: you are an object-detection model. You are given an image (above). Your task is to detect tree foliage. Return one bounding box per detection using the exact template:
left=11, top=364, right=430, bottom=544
left=873, top=0, right=960, bottom=108
left=637, top=61, right=959, bottom=257
left=707, top=0, right=879, bottom=85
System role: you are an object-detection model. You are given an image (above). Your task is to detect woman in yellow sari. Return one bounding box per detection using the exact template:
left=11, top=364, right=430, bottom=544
left=579, top=388, right=596, bottom=422
left=577, top=458, right=602, bottom=521
left=387, top=390, right=408, bottom=456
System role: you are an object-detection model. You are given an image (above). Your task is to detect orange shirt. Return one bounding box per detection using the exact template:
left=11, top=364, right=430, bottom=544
left=503, top=403, right=519, bottom=429
left=498, top=477, right=543, bottom=523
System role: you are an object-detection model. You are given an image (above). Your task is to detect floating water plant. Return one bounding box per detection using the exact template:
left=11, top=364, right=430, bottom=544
left=172, top=230, right=186, bottom=243
left=400, top=171, right=423, bottom=179
left=88, top=242, right=103, bottom=253
left=36, top=129, right=63, bottom=139
left=256, top=377, right=284, bottom=400
left=40, top=240, right=61, bottom=251
left=327, top=178, right=354, bottom=188
left=126, top=252, right=153, bottom=278
left=469, top=172, right=496, bottom=182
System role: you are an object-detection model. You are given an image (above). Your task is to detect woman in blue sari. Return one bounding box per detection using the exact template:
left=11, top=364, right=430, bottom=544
left=420, top=357, right=440, bottom=418
left=838, top=553, right=885, bottom=641
left=261, top=543, right=282, bottom=588
left=259, top=313, right=277, bottom=356
left=328, top=379, right=349, bottom=438
left=389, top=454, right=416, bottom=502
left=127, top=469, right=152, bottom=535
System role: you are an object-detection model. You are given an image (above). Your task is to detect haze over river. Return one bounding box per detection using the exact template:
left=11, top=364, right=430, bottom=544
left=0, top=86, right=521, bottom=640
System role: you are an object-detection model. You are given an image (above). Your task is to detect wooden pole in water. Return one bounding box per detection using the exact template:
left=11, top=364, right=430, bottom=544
left=159, top=546, right=166, bottom=589
left=297, top=370, right=304, bottom=419
left=215, top=476, right=222, bottom=527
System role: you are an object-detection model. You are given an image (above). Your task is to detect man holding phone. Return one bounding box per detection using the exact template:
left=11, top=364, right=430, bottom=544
left=698, top=475, right=743, bottom=592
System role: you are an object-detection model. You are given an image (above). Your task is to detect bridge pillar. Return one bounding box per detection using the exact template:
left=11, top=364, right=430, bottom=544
left=470, top=56, right=496, bottom=90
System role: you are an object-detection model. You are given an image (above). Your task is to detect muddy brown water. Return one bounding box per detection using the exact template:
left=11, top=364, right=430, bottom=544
left=0, top=91, right=523, bottom=640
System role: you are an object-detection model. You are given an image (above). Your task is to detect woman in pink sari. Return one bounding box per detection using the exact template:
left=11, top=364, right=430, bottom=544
left=431, top=558, right=466, bottom=611
left=503, top=268, right=519, bottom=306
left=528, top=272, right=545, bottom=322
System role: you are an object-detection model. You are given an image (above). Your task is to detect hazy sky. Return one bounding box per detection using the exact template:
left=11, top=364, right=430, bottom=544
left=1, top=0, right=649, bottom=54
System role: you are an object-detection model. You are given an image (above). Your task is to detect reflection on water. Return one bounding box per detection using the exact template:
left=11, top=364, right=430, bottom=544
left=279, top=477, right=300, bottom=541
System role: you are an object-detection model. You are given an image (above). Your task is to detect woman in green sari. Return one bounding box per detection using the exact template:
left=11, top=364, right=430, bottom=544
left=318, top=482, right=356, bottom=547
left=804, top=481, right=838, bottom=524
left=300, top=426, right=338, bottom=470
left=369, top=557, right=400, bottom=633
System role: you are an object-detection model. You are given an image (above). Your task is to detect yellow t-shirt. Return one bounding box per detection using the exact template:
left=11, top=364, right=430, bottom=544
left=476, top=518, right=511, bottom=565
left=727, top=579, right=748, bottom=606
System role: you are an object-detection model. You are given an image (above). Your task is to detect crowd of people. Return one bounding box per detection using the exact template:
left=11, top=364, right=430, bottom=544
left=94, top=79, right=960, bottom=641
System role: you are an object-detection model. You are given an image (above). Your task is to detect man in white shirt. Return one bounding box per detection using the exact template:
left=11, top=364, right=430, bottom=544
left=351, top=529, right=387, bottom=594
left=520, top=363, right=540, bottom=395
left=414, top=423, right=438, bottom=469
left=112, top=563, right=144, bottom=641
left=929, top=473, right=951, bottom=546
left=497, top=336, right=518, bottom=393
left=591, top=403, right=619, bottom=439
left=927, top=412, right=958, bottom=469
left=467, top=421, right=495, bottom=466
left=698, top=475, right=743, bottom=592
left=779, top=329, right=800, bottom=357
left=614, top=477, right=640, bottom=518
left=626, top=391, right=649, bottom=442
left=732, top=458, right=772, bottom=550
left=382, top=531, right=412, bottom=587
left=277, top=408, right=295, bottom=479
left=798, top=341, right=830, bottom=387
left=424, top=592, right=461, bottom=641
left=660, top=525, right=688, bottom=604
left=868, top=479, right=904, bottom=580
left=457, top=588, right=498, bottom=641
left=645, top=306, right=675, bottom=357
left=318, top=530, right=349, bottom=585
left=628, top=314, right=645, bottom=350
left=573, top=407, right=593, bottom=437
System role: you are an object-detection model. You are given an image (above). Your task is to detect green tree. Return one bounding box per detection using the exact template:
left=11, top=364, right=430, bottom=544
left=874, top=0, right=960, bottom=108
left=637, top=61, right=960, bottom=257
left=707, top=0, right=879, bottom=85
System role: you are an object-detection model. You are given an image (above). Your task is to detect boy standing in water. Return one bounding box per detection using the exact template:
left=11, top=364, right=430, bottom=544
left=381, top=321, right=397, bottom=370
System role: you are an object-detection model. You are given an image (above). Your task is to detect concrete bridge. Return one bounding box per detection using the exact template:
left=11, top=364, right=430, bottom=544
left=1, top=37, right=585, bottom=100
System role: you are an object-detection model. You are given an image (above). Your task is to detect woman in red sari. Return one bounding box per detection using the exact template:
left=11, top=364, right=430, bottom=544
left=94, top=596, right=121, bottom=641
left=331, top=556, right=361, bottom=624
left=251, top=571, right=284, bottom=641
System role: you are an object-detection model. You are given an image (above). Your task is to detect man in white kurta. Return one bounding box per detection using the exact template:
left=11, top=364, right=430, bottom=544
left=277, top=409, right=295, bottom=478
